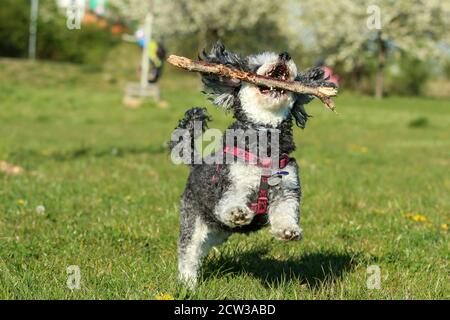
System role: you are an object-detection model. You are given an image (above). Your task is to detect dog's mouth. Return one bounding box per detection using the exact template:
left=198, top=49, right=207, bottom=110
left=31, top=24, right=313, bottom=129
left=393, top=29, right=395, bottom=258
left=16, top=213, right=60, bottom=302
left=258, top=63, right=290, bottom=97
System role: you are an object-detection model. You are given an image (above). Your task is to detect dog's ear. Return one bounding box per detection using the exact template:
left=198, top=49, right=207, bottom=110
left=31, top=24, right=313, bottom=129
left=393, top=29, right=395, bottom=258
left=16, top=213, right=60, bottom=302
left=291, top=67, right=337, bottom=129
left=291, top=100, right=311, bottom=129
left=199, top=41, right=248, bottom=110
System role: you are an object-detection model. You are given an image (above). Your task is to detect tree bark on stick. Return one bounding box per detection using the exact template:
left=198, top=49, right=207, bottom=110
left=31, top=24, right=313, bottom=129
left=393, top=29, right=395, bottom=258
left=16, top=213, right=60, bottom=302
left=167, top=54, right=338, bottom=112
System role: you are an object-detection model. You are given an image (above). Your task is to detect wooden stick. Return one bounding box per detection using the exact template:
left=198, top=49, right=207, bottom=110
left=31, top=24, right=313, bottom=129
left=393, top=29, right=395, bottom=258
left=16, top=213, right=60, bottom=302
left=167, top=54, right=338, bottom=112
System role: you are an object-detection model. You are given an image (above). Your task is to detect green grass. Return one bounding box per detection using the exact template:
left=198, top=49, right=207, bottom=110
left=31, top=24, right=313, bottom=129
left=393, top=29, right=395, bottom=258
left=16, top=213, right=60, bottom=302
left=0, top=58, right=449, bottom=299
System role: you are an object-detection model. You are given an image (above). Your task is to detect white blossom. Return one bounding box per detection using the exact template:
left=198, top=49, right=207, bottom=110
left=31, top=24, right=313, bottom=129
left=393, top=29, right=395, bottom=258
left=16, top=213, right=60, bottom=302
left=290, top=0, right=449, bottom=70
left=110, top=0, right=276, bottom=39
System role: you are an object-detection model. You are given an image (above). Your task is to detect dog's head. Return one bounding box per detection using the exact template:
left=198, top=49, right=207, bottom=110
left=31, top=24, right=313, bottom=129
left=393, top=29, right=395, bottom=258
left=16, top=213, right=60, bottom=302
left=200, top=42, right=334, bottom=128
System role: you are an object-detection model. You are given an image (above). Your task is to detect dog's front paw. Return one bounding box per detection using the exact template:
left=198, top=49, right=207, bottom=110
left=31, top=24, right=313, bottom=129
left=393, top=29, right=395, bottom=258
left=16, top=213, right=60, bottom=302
left=271, top=225, right=303, bottom=241
left=224, top=206, right=255, bottom=228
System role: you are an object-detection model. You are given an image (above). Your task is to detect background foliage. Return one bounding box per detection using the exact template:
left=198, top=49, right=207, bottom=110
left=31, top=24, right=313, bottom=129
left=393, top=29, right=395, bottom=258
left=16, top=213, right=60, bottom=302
left=0, top=0, right=119, bottom=65
left=0, top=0, right=448, bottom=300
left=0, top=58, right=448, bottom=299
left=1, top=0, right=449, bottom=96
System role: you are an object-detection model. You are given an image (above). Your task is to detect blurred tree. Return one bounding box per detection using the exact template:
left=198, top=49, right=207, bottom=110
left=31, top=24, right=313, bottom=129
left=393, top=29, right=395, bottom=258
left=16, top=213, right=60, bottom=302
left=384, top=54, right=433, bottom=96
left=0, top=0, right=30, bottom=57
left=110, top=0, right=279, bottom=48
left=0, top=0, right=118, bottom=65
left=223, top=16, right=291, bottom=57
left=292, top=0, right=450, bottom=98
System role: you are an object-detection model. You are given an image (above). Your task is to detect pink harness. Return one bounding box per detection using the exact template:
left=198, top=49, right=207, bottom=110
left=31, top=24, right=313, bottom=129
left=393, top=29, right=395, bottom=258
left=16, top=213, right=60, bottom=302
left=212, top=147, right=290, bottom=215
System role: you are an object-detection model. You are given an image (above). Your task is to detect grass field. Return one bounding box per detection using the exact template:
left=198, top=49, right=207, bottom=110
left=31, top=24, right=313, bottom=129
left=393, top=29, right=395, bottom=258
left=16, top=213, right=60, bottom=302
left=0, top=57, right=448, bottom=299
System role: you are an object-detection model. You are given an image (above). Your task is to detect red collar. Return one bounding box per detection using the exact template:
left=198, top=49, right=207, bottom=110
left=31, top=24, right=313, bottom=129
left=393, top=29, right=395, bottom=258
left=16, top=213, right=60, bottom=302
left=223, top=146, right=290, bottom=169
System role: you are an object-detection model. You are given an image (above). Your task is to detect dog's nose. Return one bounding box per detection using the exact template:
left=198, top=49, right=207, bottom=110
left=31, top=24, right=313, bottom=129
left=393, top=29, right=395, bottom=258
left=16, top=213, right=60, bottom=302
left=279, top=52, right=291, bottom=62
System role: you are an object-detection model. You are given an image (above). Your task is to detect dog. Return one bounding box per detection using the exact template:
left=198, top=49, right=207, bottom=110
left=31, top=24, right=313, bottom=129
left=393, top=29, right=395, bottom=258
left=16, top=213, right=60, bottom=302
left=169, top=42, right=336, bottom=288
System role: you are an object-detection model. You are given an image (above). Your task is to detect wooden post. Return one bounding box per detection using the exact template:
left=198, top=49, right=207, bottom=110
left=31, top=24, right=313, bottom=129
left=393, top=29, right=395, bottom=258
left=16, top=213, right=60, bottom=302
left=140, top=1, right=154, bottom=93
left=28, top=0, right=39, bottom=60
left=124, top=1, right=160, bottom=107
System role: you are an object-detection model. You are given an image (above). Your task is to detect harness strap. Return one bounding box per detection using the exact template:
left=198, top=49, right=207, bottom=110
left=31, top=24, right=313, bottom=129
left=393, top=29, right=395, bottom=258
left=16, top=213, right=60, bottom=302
left=223, top=146, right=289, bottom=169
left=250, top=175, right=270, bottom=215
left=211, top=147, right=291, bottom=216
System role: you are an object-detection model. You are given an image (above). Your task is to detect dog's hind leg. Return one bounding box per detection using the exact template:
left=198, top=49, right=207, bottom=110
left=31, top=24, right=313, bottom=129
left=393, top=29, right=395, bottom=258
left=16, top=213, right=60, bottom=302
left=178, top=214, right=229, bottom=289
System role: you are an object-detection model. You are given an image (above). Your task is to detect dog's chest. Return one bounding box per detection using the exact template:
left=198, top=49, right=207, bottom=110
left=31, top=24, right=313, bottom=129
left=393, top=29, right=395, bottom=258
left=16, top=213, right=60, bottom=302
left=228, top=163, right=264, bottom=194
left=227, top=161, right=298, bottom=196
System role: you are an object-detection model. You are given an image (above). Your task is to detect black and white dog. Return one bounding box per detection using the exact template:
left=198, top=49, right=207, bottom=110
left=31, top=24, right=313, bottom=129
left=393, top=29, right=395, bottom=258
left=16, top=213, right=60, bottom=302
left=169, top=42, right=336, bottom=288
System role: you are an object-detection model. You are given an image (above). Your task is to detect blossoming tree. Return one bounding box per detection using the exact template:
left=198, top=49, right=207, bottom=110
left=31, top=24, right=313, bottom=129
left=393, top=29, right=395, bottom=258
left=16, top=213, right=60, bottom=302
left=291, top=0, right=449, bottom=98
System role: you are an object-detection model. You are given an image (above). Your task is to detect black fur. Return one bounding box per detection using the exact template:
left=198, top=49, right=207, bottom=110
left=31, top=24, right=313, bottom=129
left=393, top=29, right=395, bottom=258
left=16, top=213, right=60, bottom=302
left=170, top=106, right=296, bottom=234
left=199, top=41, right=336, bottom=128
left=172, top=43, right=337, bottom=287
left=169, top=42, right=336, bottom=233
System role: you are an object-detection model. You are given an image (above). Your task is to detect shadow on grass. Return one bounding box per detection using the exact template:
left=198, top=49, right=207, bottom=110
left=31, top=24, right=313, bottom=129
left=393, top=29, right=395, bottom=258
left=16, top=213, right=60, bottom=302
left=202, top=246, right=357, bottom=288
left=8, top=144, right=166, bottom=162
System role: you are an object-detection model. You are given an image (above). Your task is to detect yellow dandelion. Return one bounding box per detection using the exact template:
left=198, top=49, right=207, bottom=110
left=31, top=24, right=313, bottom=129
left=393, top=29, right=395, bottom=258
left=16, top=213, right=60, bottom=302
left=40, top=150, right=51, bottom=156
left=155, top=293, right=174, bottom=300
left=411, top=214, right=427, bottom=222
left=359, top=146, right=369, bottom=153
left=373, top=208, right=386, bottom=215
left=16, top=199, right=26, bottom=206
left=348, top=144, right=369, bottom=154
left=441, top=223, right=448, bottom=231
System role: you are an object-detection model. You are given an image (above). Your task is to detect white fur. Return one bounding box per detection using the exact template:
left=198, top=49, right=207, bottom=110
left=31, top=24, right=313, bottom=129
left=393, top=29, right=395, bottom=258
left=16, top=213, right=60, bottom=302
left=248, top=52, right=298, bottom=80
left=178, top=217, right=229, bottom=288
left=238, top=52, right=298, bottom=126
left=178, top=50, right=307, bottom=289
left=239, top=84, right=294, bottom=126
left=268, top=163, right=303, bottom=240
left=214, top=163, right=262, bottom=227
left=182, top=163, right=302, bottom=288
left=214, top=162, right=302, bottom=240
left=248, top=52, right=279, bottom=66
left=214, top=161, right=302, bottom=240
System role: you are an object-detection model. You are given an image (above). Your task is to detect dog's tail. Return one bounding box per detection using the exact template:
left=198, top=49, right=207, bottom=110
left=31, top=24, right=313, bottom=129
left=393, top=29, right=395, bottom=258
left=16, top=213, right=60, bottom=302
left=168, top=107, right=211, bottom=166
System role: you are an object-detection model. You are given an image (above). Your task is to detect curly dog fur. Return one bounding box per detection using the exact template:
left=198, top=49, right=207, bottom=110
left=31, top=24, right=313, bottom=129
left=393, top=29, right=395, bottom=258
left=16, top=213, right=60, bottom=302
left=169, top=42, right=336, bottom=288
